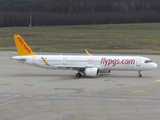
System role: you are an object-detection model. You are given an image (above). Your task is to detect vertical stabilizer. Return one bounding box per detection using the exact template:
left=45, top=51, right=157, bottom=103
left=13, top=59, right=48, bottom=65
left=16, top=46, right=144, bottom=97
left=13, top=34, right=36, bottom=56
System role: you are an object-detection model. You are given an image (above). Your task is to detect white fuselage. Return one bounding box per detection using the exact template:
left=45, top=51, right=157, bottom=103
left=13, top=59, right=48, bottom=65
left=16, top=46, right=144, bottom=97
left=12, top=55, right=158, bottom=71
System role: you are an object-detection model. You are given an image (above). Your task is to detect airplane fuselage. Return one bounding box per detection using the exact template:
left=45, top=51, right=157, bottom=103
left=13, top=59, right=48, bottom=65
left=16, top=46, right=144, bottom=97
left=12, top=55, right=157, bottom=71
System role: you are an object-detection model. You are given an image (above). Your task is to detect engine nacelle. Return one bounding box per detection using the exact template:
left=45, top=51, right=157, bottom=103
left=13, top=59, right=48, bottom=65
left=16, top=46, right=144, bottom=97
left=84, top=67, right=100, bottom=77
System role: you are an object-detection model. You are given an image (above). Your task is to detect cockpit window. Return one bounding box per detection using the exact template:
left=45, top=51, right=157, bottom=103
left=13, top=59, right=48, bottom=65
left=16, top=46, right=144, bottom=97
left=145, top=60, right=153, bottom=63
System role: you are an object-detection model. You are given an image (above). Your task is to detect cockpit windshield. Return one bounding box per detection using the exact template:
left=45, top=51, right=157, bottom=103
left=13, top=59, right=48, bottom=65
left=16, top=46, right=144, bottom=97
left=144, top=60, right=153, bottom=63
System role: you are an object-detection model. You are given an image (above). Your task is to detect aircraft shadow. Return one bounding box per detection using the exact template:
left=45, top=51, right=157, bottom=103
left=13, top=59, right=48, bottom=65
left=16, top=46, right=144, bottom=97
left=7, top=73, right=152, bottom=79
left=99, top=74, right=152, bottom=78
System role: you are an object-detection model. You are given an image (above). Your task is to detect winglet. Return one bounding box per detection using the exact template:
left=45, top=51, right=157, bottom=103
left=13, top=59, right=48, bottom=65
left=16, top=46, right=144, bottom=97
left=13, top=34, right=36, bottom=56
left=41, top=57, right=50, bottom=66
left=85, top=49, right=91, bottom=56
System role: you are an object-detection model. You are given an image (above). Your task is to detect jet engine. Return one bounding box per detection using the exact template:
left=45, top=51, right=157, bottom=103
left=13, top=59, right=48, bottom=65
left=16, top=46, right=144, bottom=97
left=84, top=67, right=100, bottom=77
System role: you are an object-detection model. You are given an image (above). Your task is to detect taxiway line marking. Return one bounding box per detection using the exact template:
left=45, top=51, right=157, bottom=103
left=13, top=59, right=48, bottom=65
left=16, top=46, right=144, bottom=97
left=0, top=92, right=46, bottom=107
left=73, top=98, right=131, bottom=120
left=132, top=90, right=145, bottom=93
left=73, top=87, right=160, bottom=120
left=154, top=79, right=160, bottom=82
left=0, top=96, right=18, bottom=102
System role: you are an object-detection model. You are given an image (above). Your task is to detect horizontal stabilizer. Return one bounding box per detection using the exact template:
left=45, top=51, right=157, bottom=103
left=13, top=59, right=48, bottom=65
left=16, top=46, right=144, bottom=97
left=11, top=56, right=26, bottom=61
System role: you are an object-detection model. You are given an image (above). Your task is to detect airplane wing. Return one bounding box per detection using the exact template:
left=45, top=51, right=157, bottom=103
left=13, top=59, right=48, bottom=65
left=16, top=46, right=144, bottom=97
left=85, top=49, right=91, bottom=56
left=41, top=57, right=50, bottom=66
left=54, top=65, right=85, bottom=68
left=54, top=65, right=96, bottom=68
left=41, top=57, right=96, bottom=69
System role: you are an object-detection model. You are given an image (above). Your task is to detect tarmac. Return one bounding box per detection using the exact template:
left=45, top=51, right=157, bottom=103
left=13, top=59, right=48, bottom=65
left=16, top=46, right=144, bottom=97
left=0, top=51, right=160, bottom=120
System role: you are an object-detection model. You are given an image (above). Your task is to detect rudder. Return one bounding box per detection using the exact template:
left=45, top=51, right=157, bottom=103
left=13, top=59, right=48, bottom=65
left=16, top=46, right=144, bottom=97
left=13, top=34, right=36, bottom=56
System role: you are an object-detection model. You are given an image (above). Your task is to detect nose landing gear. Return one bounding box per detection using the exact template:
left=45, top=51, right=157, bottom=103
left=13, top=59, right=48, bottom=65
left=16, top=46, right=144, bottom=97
left=138, top=71, right=142, bottom=78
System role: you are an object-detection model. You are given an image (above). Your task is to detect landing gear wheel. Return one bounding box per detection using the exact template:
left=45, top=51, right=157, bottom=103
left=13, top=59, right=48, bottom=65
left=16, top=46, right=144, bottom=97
left=76, top=73, right=81, bottom=78
left=138, top=71, right=142, bottom=78
left=138, top=74, right=142, bottom=78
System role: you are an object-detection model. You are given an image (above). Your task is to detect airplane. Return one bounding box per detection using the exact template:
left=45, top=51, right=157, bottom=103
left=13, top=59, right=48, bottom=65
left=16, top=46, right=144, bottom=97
left=11, top=34, right=158, bottom=78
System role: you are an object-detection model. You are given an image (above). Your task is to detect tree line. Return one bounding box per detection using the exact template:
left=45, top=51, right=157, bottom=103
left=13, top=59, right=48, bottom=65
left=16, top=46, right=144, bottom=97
left=0, top=0, right=160, bottom=26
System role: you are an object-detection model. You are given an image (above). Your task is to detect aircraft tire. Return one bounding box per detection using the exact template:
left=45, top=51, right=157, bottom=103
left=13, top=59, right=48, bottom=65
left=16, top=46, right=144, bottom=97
left=138, top=74, right=142, bottom=78
left=76, top=73, right=81, bottom=78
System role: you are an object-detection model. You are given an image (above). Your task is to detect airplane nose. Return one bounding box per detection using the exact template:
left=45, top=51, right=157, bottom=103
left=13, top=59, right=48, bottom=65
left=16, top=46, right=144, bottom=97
left=154, top=63, right=158, bottom=68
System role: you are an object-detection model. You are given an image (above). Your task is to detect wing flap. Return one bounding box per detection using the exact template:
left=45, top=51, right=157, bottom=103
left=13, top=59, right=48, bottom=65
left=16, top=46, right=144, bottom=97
left=54, top=65, right=85, bottom=68
left=54, top=65, right=96, bottom=68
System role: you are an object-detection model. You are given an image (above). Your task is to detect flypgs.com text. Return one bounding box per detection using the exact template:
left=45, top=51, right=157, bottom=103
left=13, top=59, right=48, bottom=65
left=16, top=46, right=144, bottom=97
left=101, top=58, right=135, bottom=66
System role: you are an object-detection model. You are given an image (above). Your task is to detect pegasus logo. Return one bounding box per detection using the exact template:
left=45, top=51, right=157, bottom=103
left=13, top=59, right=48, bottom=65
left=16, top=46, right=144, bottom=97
left=17, top=37, right=31, bottom=54
left=101, top=57, right=135, bottom=66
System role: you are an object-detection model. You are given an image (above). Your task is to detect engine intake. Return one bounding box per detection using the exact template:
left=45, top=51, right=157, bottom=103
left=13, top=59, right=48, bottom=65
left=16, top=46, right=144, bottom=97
left=84, top=67, right=100, bottom=77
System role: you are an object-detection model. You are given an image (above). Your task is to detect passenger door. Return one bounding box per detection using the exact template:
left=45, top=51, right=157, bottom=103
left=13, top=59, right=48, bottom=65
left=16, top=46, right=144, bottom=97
left=32, top=56, right=36, bottom=65
left=63, top=58, right=67, bottom=65
left=136, top=58, right=141, bottom=66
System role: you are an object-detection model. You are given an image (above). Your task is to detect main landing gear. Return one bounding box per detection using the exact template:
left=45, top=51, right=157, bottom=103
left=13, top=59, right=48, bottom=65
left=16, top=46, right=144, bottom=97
left=76, top=73, right=82, bottom=78
left=138, top=71, right=142, bottom=78
left=76, top=69, right=84, bottom=78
